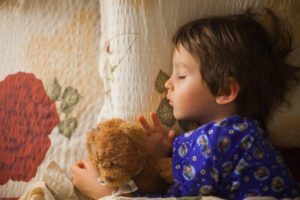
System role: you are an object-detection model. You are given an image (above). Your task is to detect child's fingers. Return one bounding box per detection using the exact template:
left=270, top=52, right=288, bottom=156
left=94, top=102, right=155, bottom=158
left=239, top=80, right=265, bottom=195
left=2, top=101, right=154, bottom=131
left=71, top=163, right=83, bottom=173
left=72, top=160, right=84, bottom=167
left=150, top=112, right=162, bottom=128
left=83, top=160, right=97, bottom=171
left=137, top=115, right=151, bottom=131
left=71, top=160, right=89, bottom=172
left=167, top=130, right=176, bottom=143
left=78, top=162, right=86, bottom=169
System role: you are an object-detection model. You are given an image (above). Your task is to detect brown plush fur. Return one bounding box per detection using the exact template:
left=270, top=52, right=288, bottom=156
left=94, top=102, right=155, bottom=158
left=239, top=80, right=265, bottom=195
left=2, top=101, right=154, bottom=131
left=86, top=118, right=173, bottom=194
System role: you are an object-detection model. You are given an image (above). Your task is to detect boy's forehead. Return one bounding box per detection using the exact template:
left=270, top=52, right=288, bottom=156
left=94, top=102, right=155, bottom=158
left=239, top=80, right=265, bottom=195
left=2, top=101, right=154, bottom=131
left=173, top=44, right=185, bottom=54
left=173, top=46, right=199, bottom=65
left=172, top=45, right=188, bottom=59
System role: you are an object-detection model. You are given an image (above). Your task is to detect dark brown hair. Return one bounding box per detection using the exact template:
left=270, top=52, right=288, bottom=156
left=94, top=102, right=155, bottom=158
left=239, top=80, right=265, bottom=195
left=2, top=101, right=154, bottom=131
left=172, top=8, right=299, bottom=128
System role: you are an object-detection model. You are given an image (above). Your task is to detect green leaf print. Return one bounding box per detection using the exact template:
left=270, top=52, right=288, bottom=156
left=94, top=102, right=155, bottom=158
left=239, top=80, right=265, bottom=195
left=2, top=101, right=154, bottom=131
left=60, top=87, right=81, bottom=114
left=155, top=70, right=170, bottom=93
left=47, top=78, right=61, bottom=101
left=58, top=117, right=78, bottom=138
left=156, top=97, right=176, bottom=127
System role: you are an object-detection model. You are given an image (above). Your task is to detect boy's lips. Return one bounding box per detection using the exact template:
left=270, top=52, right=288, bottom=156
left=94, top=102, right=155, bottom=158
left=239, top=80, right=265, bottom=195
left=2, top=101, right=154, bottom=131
left=167, top=97, right=173, bottom=106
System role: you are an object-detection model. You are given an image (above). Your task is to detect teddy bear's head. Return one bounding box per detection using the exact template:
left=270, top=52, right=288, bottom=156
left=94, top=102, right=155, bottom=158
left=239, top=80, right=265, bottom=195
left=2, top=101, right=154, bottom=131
left=86, top=118, right=148, bottom=187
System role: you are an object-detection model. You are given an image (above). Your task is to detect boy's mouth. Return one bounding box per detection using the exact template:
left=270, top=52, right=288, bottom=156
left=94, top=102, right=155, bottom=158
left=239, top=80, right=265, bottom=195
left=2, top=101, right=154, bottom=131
left=167, top=97, right=173, bottom=106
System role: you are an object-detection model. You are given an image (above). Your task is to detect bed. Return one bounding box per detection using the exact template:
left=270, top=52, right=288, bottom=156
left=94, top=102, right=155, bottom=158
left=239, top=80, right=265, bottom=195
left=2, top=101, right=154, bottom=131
left=0, top=0, right=299, bottom=199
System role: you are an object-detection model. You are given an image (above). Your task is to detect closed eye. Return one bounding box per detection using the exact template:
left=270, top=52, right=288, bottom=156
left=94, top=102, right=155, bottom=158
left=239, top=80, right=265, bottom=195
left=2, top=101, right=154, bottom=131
left=178, top=76, right=186, bottom=79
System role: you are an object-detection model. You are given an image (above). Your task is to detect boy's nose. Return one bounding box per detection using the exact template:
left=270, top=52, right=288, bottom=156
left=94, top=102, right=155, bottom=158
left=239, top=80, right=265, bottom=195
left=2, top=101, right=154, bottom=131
left=164, top=78, right=172, bottom=90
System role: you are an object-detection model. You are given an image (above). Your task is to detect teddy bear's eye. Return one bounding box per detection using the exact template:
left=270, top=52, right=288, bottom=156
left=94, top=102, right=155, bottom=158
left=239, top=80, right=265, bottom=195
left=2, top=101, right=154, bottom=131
left=108, top=162, right=114, bottom=167
left=111, top=161, right=118, bottom=166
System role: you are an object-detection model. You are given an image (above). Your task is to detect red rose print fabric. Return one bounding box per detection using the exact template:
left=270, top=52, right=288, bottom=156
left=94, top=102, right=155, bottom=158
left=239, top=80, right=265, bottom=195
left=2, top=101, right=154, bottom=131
left=0, top=72, right=60, bottom=185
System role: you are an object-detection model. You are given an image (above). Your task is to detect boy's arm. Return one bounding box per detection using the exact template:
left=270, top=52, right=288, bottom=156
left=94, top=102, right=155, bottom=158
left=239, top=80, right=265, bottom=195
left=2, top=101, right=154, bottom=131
left=136, top=145, right=219, bottom=198
left=137, top=112, right=176, bottom=158
left=71, top=160, right=115, bottom=199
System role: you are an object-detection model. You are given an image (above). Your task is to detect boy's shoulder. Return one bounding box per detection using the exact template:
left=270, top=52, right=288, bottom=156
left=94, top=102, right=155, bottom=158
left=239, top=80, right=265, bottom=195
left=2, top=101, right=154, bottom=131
left=175, top=115, right=264, bottom=148
left=179, top=115, right=261, bottom=136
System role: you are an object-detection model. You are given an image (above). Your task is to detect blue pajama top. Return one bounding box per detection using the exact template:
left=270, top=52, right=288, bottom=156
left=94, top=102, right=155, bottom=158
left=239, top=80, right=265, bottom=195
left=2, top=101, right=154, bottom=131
left=145, top=115, right=299, bottom=199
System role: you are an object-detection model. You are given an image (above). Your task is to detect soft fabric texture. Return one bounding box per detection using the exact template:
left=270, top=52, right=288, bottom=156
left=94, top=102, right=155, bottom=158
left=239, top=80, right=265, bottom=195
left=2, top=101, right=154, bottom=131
left=0, top=0, right=101, bottom=198
left=170, top=116, right=298, bottom=199
left=19, top=182, right=56, bottom=200
left=1, top=0, right=300, bottom=199
left=19, top=161, right=78, bottom=200
left=266, top=0, right=300, bottom=148
left=86, top=118, right=172, bottom=194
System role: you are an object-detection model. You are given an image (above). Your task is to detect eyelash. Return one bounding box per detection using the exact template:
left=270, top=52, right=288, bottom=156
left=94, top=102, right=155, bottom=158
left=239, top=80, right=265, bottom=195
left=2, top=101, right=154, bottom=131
left=178, top=76, right=186, bottom=79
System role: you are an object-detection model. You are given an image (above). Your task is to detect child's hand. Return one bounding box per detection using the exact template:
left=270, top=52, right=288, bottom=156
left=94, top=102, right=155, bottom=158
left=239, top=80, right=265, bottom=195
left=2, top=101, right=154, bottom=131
left=71, top=160, right=114, bottom=199
left=137, top=112, right=176, bottom=158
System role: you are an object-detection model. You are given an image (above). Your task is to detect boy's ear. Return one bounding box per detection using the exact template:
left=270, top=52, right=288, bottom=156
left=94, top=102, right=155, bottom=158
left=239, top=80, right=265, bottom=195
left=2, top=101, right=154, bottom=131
left=216, top=78, right=240, bottom=105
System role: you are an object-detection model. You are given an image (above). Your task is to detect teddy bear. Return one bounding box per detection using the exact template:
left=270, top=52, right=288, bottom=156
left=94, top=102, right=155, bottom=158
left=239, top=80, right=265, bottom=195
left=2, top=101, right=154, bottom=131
left=86, top=118, right=173, bottom=195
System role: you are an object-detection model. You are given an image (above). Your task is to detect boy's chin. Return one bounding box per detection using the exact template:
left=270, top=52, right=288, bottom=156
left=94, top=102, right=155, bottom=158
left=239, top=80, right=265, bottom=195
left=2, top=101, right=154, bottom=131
left=172, top=111, right=181, bottom=120
left=174, top=112, right=199, bottom=124
left=173, top=112, right=190, bottom=121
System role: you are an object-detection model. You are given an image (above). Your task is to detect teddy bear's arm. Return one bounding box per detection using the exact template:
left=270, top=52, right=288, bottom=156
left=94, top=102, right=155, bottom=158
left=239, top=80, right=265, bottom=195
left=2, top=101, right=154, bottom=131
left=155, top=158, right=174, bottom=184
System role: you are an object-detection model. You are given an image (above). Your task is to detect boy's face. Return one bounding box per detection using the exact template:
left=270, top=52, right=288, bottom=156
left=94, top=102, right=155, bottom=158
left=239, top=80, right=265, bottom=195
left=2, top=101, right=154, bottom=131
left=165, top=45, right=219, bottom=124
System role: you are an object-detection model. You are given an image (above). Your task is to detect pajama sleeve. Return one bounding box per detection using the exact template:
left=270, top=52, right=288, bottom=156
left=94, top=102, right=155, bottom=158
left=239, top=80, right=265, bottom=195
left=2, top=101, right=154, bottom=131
left=135, top=123, right=222, bottom=198
left=135, top=116, right=299, bottom=199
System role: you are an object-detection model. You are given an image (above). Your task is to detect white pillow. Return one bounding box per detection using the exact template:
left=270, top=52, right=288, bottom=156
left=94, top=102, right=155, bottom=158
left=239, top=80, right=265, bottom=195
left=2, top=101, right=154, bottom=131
left=266, top=2, right=300, bottom=148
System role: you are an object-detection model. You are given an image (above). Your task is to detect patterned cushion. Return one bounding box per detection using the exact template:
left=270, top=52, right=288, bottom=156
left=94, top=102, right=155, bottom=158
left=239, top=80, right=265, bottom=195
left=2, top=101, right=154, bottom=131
left=0, top=0, right=102, bottom=198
